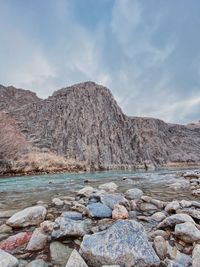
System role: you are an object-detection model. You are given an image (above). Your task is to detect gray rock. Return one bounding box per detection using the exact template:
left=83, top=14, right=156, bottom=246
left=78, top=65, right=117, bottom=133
left=167, top=260, right=184, bottom=267
left=80, top=220, right=160, bottom=267
left=77, top=186, right=97, bottom=197
left=0, top=249, right=18, bottom=267
left=175, top=222, right=200, bottom=243
left=99, top=182, right=118, bottom=192
left=151, top=212, right=166, bottom=222
left=6, top=206, right=47, bottom=228
left=61, top=211, right=83, bottom=220
left=153, top=235, right=167, bottom=260
left=65, top=249, right=88, bottom=267
left=52, top=217, right=91, bottom=238
left=86, top=203, right=112, bottom=218
left=158, top=213, right=195, bottom=229
left=0, top=224, right=12, bottom=234
left=165, top=201, right=180, bottom=213
left=26, top=228, right=48, bottom=251
left=124, top=188, right=144, bottom=199
left=192, top=244, right=200, bottom=267
left=26, top=259, right=48, bottom=267
left=50, top=241, right=73, bottom=266
left=99, top=193, right=130, bottom=210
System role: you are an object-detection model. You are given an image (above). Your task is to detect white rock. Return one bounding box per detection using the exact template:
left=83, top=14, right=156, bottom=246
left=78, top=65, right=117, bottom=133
left=151, top=212, right=166, bottom=222
left=99, top=182, right=118, bottom=192
left=77, top=186, right=97, bottom=197
left=52, top=198, right=64, bottom=206
left=0, top=249, right=18, bottom=267
left=26, top=228, right=48, bottom=251
left=7, top=206, right=47, bottom=228
left=65, top=249, right=88, bottom=267
left=125, top=188, right=144, bottom=199
left=175, top=222, right=200, bottom=243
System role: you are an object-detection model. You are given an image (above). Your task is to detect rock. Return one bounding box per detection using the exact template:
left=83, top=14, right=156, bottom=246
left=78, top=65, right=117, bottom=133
left=52, top=198, right=64, bottom=206
left=153, top=236, right=167, bottom=260
left=52, top=217, right=91, bottom=238
left=165, top=201, right=180, bottom=213
left=148, top=230, right=169, bottom=241
left=0, top=224, right=12, bottom=234
left=71, top=203, right=88, bottom=214
left=0, top=232, right=32, bottom=253
left=86, top=203, right=112, bottom=218
left=6, top=206, right=47, bottom=228
left=128, top=211, right=138, bottom=219
left=26, top=228, right=47, bottom=251
left=99, top=182, right=118, bottom=193
left=77, top=186, right=97, bottom=197
left=177, top=208, right=200, bottom=220
left=175, top=251, right=192, bottom=267
left=40, top=220, right=54, bottom=233
left=80, top=220, right=160, bottom=267
left=50, top=241, right=73, bottom=266
left=139, top=202, right=159, bottom=213
left=65, top=249, right=88, bottom=267
left=26, top=259, right=48, bottom=267
left=0, top=249, right=18, bottom=267
left=192, top=189, right=200, bottom=196
left=169, top=181, right=190, bottom=190
left=124, top=188, right=144, bottom=199
left=112, top=204, right=129, bottom=220
left=167, top=260, right=184, bottom=267
left=158, top=214, right=195, bottom=229
left=0, top=210, right=20, bottom=219
left=192, top=244, right=200, bottom=267
left=180, top=200, right=192, bottom=208
left=98, top=193, right=130, bottom=210
left=175, top=222, right=200, bottom=243
left=151, top=212, right=166, bottom=222
left=61, top=211, right=83, bottom=220
left=184, top=172, right=199, bottom=179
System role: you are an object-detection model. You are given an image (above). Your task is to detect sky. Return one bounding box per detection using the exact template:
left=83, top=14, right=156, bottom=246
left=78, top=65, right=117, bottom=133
left=0, top=0, right=200, bottom=124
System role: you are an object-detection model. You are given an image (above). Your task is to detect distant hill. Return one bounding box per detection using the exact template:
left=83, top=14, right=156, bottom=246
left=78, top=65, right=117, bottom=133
left=1, top=81, right=200, bottom=174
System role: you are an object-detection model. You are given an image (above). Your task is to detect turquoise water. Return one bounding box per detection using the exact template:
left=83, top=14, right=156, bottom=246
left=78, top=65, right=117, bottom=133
left=0, top=169, right=195, bottom=210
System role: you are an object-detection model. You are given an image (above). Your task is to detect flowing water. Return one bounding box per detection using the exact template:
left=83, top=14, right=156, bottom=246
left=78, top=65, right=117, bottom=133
left=0, top=168, right=197, bottom=211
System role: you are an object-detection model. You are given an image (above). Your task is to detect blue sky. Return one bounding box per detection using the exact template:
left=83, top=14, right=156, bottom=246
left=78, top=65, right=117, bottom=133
left=0, top=0, right=200, bottom=124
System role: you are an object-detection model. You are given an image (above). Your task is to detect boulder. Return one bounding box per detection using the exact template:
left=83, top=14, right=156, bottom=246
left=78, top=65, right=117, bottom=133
left=52, top=217, right=91, bottom=238
left=26, top=228, right=47, bottom=251
left=26, top=259, right=48, bottom=267
left=153, top=236, right=167, bottom=260
left=192, top=244, right=200, bottom=267
left=6, top=206, right=47, bottom=228
left=125, top=188, right=143, bottom=199
left=77, top=186, right=97, bottom=197
left=65, top=249, right=88, bottom=267
left=175, top=222, right=200, bottom=243
left=61, top=211, right=83, bottom=220
left=86, top=203, right=112, bottom=218
left=80, top=220, right=160, bottom=267
left=112, top=204, right=129, bottom=219
left=0, top=249, right=18, bottom=267
left=50, top=241, right=73, bottom=266
left=0, top=232, right=32, bottom=253
left=158, top=214, right=195, bottom=229
left=99, top=182, right=118, bottom=193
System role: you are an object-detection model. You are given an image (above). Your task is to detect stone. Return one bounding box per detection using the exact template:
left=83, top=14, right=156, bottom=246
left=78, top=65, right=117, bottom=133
left=50, top=241, right=73, bottom=266
left=175, top=222, right=200, bottom=243
left=0, top=249, right=18, bottom=267
left=112, top=204, right=129, bottom=219
left=6, top=206, right=47, bottom=228
left=141, top=196, right=166, bottom=209
left=139, top=202, right=159, bottom=213
left=52, top=217, right=91, bottom=238
left=192, top=244, right=200, bottom=267
left=99, top=193, right=130, bottom=210
left=77, top=186, right=97, bottom=197
left=175, top=251, right=192, bottom=267
left=148, top=230, right=169, bottom=241
left=61, top=211, right=83, bottom=220
left=86, top=203, right=112, bottom=218
left=40, top=220, right=54, bottom=233
left=153, top=236, right=167, bottom=260
left=165, top=201, right=180, bottom=213
left=26, top=228, right=48, bottom=251
left=151, top=212, right=166, bottom=222
left=65, top=249, right=88, bottom=267
left=167, top=260, right=184, bottom=267
left=80, top=220, right=160, bottom=267
left=158, top=213, right=195, bottom=229
left=52, top=198, right=64, bottom=206
left=99, top=182, right=118, bottom=192
left=0, top=232, right=32, bottom=253
left=180, top=200, right=192, bottom=208
left=125, top=188, right=144, bottom=199
left=0, top=224, right=12, bottom=234
left=169, top=181, right=190, bottom=190
left=26, top=259, right=48, bottom=267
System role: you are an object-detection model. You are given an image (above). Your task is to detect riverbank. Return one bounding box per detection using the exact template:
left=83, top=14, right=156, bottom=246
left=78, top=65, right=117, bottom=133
left=0, top=170, right=200, bottom=266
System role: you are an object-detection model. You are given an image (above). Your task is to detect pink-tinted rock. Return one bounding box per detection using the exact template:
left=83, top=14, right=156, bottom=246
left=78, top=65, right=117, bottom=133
left=112, top=204, right=129, bottom=220
left=0, top=232, right=32, bottom=253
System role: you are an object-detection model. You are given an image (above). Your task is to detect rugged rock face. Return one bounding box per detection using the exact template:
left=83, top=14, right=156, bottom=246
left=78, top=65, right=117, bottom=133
left=1, top=81, right=200, bottom=171
left=0, top=85, right=41, bottom=112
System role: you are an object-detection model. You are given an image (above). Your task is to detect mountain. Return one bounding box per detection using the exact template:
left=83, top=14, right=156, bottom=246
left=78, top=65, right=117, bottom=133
left=0, top=85, right=41, bottom=112
left=2, top=81, right=199, bottom=172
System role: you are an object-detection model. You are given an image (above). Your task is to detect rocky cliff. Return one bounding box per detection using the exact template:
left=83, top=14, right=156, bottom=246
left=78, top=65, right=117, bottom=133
left=4, top=81, right=200, bottom=170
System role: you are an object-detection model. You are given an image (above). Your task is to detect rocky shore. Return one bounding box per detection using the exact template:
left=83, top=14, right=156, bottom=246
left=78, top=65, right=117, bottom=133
left=1, top=171, right=200, bottom=267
